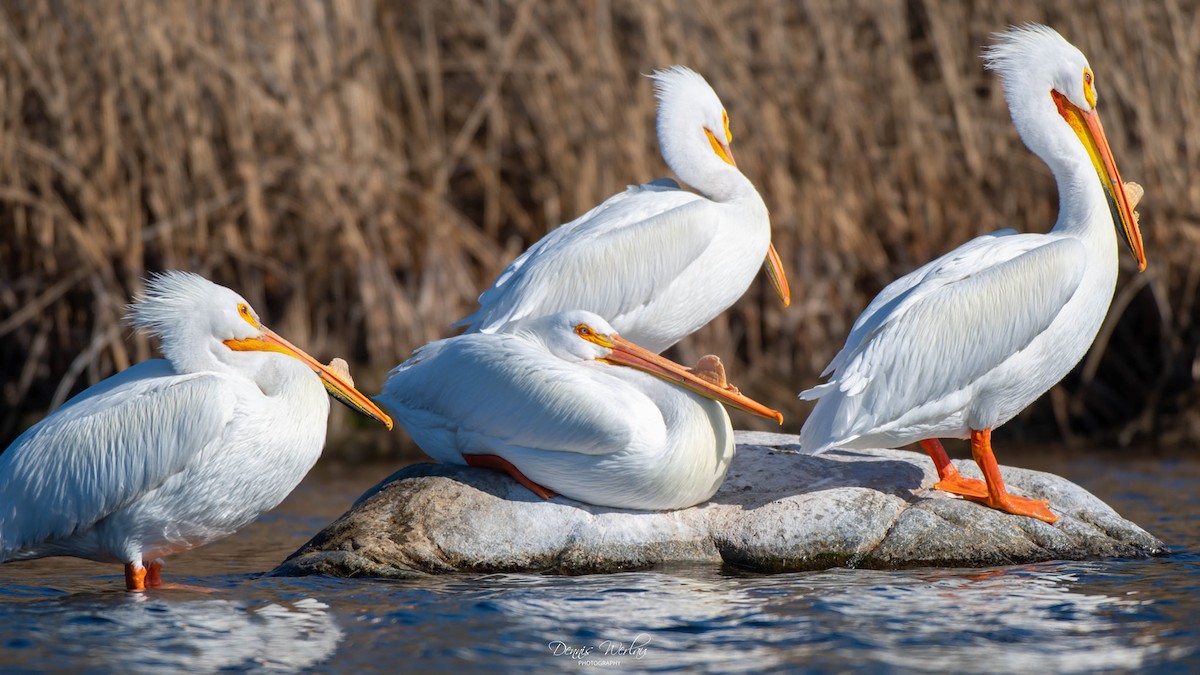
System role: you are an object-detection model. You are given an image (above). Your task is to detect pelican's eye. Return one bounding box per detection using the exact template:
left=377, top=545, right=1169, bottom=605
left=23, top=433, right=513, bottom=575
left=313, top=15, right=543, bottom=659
left=237, top=303, right=258, bottom=328
left=574, top=322, right=614, bottom=348
left=1082, top=69, right=1096, bottom=108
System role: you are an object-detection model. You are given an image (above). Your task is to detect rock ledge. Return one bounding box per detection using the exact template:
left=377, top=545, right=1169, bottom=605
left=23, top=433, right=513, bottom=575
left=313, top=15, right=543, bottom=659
left=273, top=432, right=1165, bottom=577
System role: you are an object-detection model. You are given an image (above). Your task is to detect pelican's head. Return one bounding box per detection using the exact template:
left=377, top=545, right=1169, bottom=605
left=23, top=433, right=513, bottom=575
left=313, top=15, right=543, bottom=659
left=648, top=66, right=791, bottom=305
left=650, top=66, right=737, bottom=173
left=984, top=24, right=1146, bottom=271
left=129, top=271, right=392, bottom=429
left=510, top=311, right=783, bottom=424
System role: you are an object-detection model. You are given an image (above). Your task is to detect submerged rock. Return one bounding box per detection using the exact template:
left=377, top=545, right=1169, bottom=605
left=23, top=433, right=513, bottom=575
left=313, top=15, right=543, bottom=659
left=273, top=432, right=1165, bottom=577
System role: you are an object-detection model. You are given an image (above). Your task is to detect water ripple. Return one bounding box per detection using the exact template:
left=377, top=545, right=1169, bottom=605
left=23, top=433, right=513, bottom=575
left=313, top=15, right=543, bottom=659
left=0, top=457, right=1197, bottom=672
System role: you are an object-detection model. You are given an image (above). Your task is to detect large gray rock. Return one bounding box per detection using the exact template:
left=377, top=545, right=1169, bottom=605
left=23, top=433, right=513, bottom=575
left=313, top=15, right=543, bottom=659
left=273, top=432, right=1165, bottom=577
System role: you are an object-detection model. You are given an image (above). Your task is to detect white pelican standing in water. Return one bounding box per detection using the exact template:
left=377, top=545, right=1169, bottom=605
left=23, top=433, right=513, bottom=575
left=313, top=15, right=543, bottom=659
left=380, top=311, right=783, bottom=510
left=799, top=25, right=1146, bottom=523
left=0, top=272, right=393, bottom=590
left=456, top=66, right=790, bottom=353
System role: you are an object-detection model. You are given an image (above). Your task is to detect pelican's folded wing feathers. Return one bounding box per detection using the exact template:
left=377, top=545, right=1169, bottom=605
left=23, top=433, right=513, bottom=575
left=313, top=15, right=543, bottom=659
left=803, top=236, right=1087, bottom=427
left=821, top=229, right=1023, bottom=378
left=383, top=335, right=660, bottom=462
left=0, top=362, right=234, bottom=559
left=456, top=182, right=712, bottom=332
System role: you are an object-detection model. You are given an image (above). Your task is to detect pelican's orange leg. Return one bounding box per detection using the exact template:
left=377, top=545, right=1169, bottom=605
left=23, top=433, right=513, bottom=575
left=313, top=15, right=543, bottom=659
left=146, top=560, right=164, bottom=588
left=964, top=428, right=1057, bottom=523
left=919, top=438, right=988, bottom=499
left=463, top=454, right=557, bottom=499
left=124, top=562, right=147, bottom=592
left=125, top=558, right=218, bottom=592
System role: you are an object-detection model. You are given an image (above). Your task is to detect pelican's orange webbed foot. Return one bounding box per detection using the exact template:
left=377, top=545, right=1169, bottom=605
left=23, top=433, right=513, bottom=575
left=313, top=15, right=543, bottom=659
left=968, top=428, right=1058, bottom=524
left=919, top=439, right=988, bottom=499
left=933, top=472, right=990, bottom=500
left=962, top=491, right=1058, bottom=523
left=464, top=454, right=557, bottom=499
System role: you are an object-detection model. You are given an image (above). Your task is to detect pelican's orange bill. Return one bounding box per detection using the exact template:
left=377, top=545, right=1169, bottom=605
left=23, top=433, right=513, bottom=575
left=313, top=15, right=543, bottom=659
left=226, top=328, right=394, bottom=429
left=1052, top=90, right=1146, bottom=271
left=765, top=242, right=791, bottom=306
left=600, top=335, right=783, bottom=424
left=705, top=118, right=737, bottom=168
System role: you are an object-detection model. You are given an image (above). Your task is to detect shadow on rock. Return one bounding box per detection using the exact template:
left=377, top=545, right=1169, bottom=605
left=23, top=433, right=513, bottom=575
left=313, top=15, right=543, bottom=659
left=709, top=447, right=929, bottom=510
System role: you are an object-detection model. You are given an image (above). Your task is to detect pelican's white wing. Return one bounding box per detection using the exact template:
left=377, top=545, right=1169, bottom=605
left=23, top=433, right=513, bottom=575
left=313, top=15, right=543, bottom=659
left=382, top=334, right=661, bottom=462
left=456, top=180, right=715, bottom=332
left=801, top=234, right=1087, bottom=449
left=0, top=360, right=234, bottom=558
left=821, top=229, right=1020, bottom=377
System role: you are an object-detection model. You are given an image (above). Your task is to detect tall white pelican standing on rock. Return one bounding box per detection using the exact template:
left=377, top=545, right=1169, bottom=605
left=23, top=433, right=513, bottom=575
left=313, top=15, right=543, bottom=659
left=0, top=272, right=393, bottom=590
left=799, top=25, right=1146, bottom=524
left=456, top=66, right=790, bottom=354
left=379, top=310, right=783, bottom=510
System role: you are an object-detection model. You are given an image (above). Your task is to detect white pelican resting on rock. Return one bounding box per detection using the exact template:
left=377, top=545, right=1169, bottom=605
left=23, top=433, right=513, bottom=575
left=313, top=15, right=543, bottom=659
left=799, top=25, right=1146, bottom=524
left=380, top=310, right=783, bottom=510
left=456, top=66, right=790, bottom=353
left=0, top=272, right=393, bottom=590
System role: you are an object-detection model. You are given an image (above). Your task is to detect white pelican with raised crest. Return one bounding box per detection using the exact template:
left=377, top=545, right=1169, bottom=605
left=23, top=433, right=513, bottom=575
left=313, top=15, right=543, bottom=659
left=456, top=66, right=790, bottom=354
left=799, top=25, right=1146, bottom=523
left=0, top=272, right=393, bottom=590
left=380, top=310, right=783, bottom=510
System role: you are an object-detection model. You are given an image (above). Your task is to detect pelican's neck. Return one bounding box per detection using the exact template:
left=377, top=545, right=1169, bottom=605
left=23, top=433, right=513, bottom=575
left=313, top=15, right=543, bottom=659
left=658, top=127, right=758, bottom=205
left=231, top=353, right=329, bottom=426
left=1013, top=90, right=1114, bottom=249
left=245, top=353, right=316, bottom=397
left=1050, top=159, right=1111, bottom=247
left=610, top=366, right=734, bottom=472
left=160, top=328, right=232, bottom=376
left=167, top=333, right=325, bottom=407
left=653, top=379, right=736, bottom=500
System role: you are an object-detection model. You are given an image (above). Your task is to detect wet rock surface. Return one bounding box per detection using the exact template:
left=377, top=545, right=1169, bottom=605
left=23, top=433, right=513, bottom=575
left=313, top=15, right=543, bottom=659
left=273, top=432, right=1165, bottom=577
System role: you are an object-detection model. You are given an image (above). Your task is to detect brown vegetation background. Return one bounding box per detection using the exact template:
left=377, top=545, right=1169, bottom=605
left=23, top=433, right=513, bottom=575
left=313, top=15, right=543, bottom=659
left=2, top=0, right=1197, bottom=458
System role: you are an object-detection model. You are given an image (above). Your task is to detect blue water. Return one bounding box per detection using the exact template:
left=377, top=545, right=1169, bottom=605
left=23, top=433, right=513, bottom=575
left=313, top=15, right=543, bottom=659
left=1, top=450, right=1197, bottom=673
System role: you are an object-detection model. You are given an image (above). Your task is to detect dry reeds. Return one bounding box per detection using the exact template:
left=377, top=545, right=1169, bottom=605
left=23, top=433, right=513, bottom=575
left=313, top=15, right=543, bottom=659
left=2, top=0, right=1197, bottom=457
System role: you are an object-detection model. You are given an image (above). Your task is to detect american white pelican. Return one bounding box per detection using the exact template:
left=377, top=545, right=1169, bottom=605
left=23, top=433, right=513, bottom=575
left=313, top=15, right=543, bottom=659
left=0, top=272, right=393, bottom=590
left=379, top=310, right=783, bottom=510
left=455, top=66, right=790, bottom=353
left=799, top=25, right=1146, bottom=524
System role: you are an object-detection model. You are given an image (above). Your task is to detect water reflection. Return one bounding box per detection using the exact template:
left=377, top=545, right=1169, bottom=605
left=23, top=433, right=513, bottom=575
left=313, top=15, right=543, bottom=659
left=413, top=562, right=1191, bottom=673
left=788, top=565, right=1184, bottom=672
left=2, top=593, right=343, bottom=672
left=474, top=571, right=793, bottom=671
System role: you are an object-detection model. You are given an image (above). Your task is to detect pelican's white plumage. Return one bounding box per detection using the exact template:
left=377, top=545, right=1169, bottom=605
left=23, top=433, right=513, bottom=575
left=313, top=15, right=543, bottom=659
left=456, top=66, right=789, bottom=353
left=380, top=311, right=782, bottom=510
left=800, top=25, right=1145, bottom=523
left=0, top=272, right=392, bottom=589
